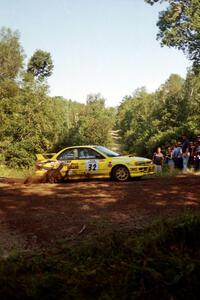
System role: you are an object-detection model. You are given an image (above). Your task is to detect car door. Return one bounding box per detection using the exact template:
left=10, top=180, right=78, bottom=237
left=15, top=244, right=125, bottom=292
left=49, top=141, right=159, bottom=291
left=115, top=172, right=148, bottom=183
left=56, top=148, right=80, bottom=177
left=77, top=147, right=107, bottom=177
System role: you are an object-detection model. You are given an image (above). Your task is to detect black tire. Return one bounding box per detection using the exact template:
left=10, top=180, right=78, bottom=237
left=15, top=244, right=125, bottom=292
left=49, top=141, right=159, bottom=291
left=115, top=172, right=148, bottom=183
left=43, top=169, right=63, bottom=183
left=112, top=165, right=130, bottom=182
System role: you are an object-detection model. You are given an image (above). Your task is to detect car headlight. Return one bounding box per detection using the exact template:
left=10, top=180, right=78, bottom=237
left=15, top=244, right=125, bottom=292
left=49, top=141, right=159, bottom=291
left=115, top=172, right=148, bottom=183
left=134, top=160, right=152, bottom=166
left=134, top=161, right=146, bottom=166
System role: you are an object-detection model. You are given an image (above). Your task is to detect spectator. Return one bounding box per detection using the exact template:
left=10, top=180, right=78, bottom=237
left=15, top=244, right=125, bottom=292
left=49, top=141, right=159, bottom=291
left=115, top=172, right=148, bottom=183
left=189, top=141, right=195, bottom=168
left=194, top=137, right=200, bottom=171
left=181, top=134, right=190, bottom=172
left=153, top=147, right=164, bottom=173
left=166, top=146, right=175, bottom=171
left=172, top=143, right=183, bottom=169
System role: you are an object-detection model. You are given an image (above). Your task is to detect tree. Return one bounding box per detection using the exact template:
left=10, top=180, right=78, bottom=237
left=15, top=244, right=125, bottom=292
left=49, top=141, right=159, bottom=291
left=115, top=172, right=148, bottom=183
left=86, top=93, right=105, bottom=108
left=117, top=88, right=155, bottom=155
left=0, top=27, right=24, bottom=80
left=152, top=74, right=185, bottom=131
left=67, top=94, right=114, bottom=146
left=183, top=69, right=200, bottom=134
left=145, top=0, right=200, bottom=68
left=27, top=50, right=54, bottom=80
left=116, top=75, right=192, bottom=156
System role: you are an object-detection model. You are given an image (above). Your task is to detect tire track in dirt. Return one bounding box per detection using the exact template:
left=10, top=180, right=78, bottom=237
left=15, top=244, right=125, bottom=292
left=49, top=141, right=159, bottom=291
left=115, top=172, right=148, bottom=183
left=0, top=175, right=200, bottom=254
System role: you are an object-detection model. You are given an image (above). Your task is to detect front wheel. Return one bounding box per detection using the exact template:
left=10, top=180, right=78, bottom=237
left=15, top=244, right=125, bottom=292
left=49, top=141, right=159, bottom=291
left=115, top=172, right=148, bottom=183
left=112, top=165, right=130, bottom=182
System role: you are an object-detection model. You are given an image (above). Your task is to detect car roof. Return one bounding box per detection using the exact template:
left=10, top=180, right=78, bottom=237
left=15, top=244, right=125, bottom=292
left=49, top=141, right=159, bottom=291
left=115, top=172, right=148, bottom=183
left=60, top=145, right=97, bottom=149
left=53, top=145, right=105, bottom=159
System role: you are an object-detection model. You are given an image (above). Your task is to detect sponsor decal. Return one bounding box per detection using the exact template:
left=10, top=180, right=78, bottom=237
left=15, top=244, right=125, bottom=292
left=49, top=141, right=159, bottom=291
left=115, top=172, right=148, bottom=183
left=70, top=163, right=79, bottom=169
left=86, top=160, right=99, bottom=171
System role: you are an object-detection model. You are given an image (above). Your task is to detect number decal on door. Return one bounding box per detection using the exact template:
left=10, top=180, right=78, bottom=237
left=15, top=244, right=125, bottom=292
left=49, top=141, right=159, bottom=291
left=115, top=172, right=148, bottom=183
left=86, top=160, right=98, bottom=172
left=88, top=163, right=96, bottom=171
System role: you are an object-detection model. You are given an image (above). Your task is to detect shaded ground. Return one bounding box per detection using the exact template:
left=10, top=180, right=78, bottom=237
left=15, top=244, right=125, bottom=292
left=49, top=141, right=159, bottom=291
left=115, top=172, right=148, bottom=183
left=0, top=175, right=200, bottom=254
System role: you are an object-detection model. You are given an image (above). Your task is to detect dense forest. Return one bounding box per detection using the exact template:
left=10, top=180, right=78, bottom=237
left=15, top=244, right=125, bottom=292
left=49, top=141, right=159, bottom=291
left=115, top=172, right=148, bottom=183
left=0, top=28, right=115, bottom=168
left=117, top=71, right=200, bottom=156
left=1, top=0, right=200, bottom=169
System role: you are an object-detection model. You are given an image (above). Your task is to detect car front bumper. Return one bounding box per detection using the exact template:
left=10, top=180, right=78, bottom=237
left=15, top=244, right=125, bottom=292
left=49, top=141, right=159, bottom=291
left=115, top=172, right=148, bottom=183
left=129, top=165, right=155, bottom=177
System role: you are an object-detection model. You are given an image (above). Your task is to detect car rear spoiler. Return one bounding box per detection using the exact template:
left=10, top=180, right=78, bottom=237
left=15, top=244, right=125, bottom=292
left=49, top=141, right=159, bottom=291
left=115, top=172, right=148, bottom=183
left=36, top=153, right=56, bottom=161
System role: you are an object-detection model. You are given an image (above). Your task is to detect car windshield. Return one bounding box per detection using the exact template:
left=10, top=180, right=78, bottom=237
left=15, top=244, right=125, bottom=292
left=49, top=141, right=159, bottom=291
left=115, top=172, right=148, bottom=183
left=95, top=146, right=120, bottom=157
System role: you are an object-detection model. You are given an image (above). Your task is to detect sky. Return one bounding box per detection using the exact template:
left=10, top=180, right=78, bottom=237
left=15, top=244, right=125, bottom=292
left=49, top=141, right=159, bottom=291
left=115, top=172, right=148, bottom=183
left=0, top=0, right=189, bottom=106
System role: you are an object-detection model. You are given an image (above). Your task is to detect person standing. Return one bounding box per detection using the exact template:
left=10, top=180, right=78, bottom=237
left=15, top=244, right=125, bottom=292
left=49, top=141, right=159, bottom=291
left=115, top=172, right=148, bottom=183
left=172, top=143, right=182, bottom=169
left=166, top=146, right=175, bottom=171
left=194, top=137, right=200, bottom=172
left=153, top=147, right=164, bottom=173
left=189, top=141, right=195, bottom=169
left=181, top=134, right=190, bottom=172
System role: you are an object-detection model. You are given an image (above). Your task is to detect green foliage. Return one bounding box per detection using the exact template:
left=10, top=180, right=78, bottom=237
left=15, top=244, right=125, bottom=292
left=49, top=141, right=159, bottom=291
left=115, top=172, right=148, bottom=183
left=0, top=164, right=33, bottom=178
left=27, top=49, right=54, bottom=80
left=3, top=24, right=200, bottom=168
left=65, top=94, right=115, bottom=147
left=117, top=88, right=155, bottom=154
left=0, top=82, right=114, bottom=168
left=145, top=0, right=200, bottom=69
left=0, top=81, right=84, bottom=167
left=0, top=27, right=115, bottom=168
left=0, top=215, right=200, bottom=299
left=184, top=69, right=200, bottom=133
left=116, top=72, right=200, bottom=156
left=0, top=27, right=24, bottom=80
left=0, top=77, right=56, bottom=167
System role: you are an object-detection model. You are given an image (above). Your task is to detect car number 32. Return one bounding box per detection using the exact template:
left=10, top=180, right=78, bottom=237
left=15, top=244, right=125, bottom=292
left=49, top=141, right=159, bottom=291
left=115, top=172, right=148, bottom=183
left=86, top=160, right=99, bottom=171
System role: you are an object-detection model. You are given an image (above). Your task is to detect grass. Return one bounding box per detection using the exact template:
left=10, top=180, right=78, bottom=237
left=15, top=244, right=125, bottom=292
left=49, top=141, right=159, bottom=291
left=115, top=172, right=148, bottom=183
left=0, top=214, right=200, bottom=299
left=153, top=164, right=185, bottom=177
left=0, top=164, right=34, bottom=179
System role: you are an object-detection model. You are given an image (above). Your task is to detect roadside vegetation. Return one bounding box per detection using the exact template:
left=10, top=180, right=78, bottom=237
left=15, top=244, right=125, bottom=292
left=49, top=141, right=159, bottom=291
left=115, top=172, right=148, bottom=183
left=116, top=71, right=200, bottom=157
left=0, top=27, right=116, bottom=171
left=0, top=215, right=200, bottom=300
left=0, top=164, right=32, bottom=178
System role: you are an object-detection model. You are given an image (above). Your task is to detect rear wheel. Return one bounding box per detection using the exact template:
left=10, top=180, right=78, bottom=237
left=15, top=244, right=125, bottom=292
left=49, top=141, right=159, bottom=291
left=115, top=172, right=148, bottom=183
left=112, top=165, right=130, bottom=182
left=42, top=169, right=63, bottom=183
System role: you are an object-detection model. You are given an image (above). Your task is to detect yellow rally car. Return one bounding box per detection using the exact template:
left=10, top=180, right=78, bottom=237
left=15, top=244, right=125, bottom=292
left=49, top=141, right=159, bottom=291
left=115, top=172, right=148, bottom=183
left=35, top=145, right=154, bottom=182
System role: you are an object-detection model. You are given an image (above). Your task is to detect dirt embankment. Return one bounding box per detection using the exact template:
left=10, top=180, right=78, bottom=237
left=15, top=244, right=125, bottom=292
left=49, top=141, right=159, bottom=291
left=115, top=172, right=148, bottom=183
left=0, top=175, right=200, bottom=253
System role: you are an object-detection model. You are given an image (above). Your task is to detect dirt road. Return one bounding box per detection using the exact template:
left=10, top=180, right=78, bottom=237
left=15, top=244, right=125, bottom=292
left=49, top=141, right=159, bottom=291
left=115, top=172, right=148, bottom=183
left=0, top=175, right=200, bottom=253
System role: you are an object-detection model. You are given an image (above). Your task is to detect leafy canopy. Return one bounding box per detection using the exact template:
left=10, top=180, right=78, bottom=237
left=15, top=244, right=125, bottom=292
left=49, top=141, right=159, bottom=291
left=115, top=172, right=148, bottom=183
left=116, top=72, right=200, bottom=156
left=145, top=0, right=200, bottom=68
left=27, top=49, right=54, bottom=80
left=0, top=27, right=24, bottom=80
left=0, top=27, right=114, bottom=168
